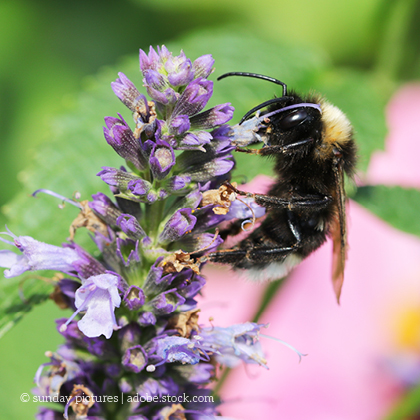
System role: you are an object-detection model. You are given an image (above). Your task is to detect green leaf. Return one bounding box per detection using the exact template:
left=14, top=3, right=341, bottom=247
left=353, top=185, right=420, bottom=237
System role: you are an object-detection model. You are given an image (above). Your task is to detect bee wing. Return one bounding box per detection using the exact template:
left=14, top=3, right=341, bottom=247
left=331, top=162, right=348, bottom=303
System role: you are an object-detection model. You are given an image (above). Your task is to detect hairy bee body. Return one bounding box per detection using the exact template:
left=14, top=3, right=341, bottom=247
left=209, top=74, right=357, bottom=299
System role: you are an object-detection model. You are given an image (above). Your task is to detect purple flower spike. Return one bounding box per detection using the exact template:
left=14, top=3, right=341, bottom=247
left=189, top=103, right=235, bottom=129
left=149, top=141, right=176, bottom=180
left=159, top=208, right=197, bottom=244
left=29, top=46, right=275, bottom=420
left=0, top=232, right=79, bottom=278
left=172, top=78, right=213, bottom=118
left=122, top=345, right=148, bottom=373
left=192, top=54, right=215, bottom=79
left=62, top=273, right=121, bottom=339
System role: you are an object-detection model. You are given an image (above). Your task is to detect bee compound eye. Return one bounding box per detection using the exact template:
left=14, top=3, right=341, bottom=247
left=278, top=109, right=308, bottom=130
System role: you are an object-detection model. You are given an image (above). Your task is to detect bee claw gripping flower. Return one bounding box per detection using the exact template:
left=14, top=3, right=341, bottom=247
left=2, top=46, right=272, bottom=420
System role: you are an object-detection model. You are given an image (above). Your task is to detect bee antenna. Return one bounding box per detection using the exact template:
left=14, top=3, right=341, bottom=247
left=217, top=72, right=288, bottom=97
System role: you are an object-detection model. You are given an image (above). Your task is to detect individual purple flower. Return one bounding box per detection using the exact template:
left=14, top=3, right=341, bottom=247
left=122, top=345, right=148, bottom=373
left=165, top=175, right=191, bottom=192
left=89, top=192, right=122, bottom=226
left=165, top=53, right=194, bottom=87
left=178, top=232, right=224, bottom=253
left=127, top=179, right=150, bottom=196
left=123, top=285, right=145, bottom=311
left=116, top=214, right=146, bottom=240
left=178, top=131, right=213, bottom=151
left=0, top=230, right=80, bottom=278
left=169, top=114, right=191, bottom=135
left=60, top=273, right=121, bottom=339
left=139, top=46, right=160, bottom=72
left=149, top=140, right=176, bottom=180
left=224, top=197, right=266, bottom=221
left=199, top=322, right=268, bottom=368
left=103, top=114, right=146, bottom=170
left=138, top=311, right=156, bottom=326
left=159, top=208, right=197, bottom=244
left=148, top=336, right=202, bottom=367
left=143, top=69, right=166, bottom=91
left=190, top=103, right=235, bottom=129
left=97, top=166, right=139, bottom=188
left=111, top=72, right=143, bottom=112
left=172, top=78, right=213, bottom=118
left=192, top=54, right=214, bottom=79
left=150, top=288, right=186, bottom=315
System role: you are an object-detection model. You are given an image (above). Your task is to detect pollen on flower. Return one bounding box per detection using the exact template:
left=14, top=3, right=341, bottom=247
left=201, top=182, right=238, bottom=215
left=159, top=250, right=201, bottom=275
left=155, top=147, right=173, bottom=170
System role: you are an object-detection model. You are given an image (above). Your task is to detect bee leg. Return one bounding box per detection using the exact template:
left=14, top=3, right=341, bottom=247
left=253, top=193, right=332, bottom=211
left=223, top=180, right=332, bottom=212
left=235, top=138, right=314, bottom=156
left=207, top=243, right=296, bottom=266
left=208, top=211, right=302, bottom=267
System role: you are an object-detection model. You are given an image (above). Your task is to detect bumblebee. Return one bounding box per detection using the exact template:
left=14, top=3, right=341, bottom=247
left=208, top=72, right=357, bottom=302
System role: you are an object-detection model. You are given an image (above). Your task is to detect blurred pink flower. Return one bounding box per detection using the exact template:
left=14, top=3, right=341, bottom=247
left=198, top=84, right=420, bottom=420
left=366, top=83, right=420, bottom=188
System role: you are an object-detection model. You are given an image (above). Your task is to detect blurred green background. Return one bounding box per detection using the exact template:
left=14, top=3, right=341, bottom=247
left=0, top=0, right=419, bottom=418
